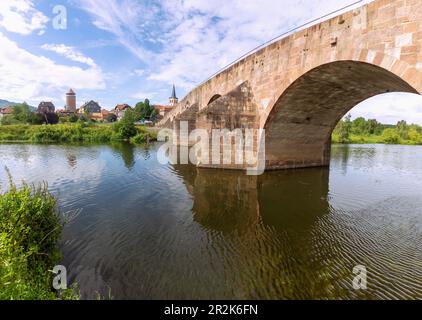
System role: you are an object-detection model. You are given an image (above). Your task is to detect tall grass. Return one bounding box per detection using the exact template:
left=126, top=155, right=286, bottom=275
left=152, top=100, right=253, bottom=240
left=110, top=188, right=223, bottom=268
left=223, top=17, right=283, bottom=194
left=0, top=171, right=78, bottom=300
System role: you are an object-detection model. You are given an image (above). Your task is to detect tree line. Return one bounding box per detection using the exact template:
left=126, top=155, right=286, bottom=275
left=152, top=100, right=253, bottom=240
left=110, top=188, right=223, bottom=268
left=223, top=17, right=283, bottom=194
left=333, top=115, right=422, bottom=145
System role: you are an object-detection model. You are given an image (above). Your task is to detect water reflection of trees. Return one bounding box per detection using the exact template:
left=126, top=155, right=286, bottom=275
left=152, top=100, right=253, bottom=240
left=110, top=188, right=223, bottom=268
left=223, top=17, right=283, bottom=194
left=110, top=142, right=135, bottom=170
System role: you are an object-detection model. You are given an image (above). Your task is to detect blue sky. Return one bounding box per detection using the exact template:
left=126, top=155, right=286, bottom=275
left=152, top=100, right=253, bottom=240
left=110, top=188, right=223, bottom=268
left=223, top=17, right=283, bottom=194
left=1, top=0, right=422, bottom=124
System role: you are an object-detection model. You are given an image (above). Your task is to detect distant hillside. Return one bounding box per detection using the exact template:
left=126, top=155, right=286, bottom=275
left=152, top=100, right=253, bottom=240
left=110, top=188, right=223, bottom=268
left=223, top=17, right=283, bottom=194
left=0, top=99, right=36, bottom=111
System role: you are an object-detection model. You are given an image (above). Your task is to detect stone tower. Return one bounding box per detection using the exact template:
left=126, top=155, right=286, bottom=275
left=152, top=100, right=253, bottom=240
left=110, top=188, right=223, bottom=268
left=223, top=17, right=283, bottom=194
left=66, top=88, right=76, bottom=112
left=169, top=84, right=178, bottom=107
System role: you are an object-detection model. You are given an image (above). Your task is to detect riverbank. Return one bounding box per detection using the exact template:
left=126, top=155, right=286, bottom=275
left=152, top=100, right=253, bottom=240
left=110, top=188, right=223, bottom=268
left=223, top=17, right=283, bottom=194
left=0, top=176, right=79, bottom=299
left=332, top=132, right=422, bottom=145
left=0, top=123, right=157, bottom=144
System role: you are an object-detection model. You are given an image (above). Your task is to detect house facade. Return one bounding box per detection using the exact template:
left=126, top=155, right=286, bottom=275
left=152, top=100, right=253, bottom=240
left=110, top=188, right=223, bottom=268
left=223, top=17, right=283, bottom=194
left=0, top=106, right=14, bottom=119
left=115, top=104, right=131, bottom=120
left=38, top=102, right=55, bottom=114
left=79, top=100, right=102, bottom=114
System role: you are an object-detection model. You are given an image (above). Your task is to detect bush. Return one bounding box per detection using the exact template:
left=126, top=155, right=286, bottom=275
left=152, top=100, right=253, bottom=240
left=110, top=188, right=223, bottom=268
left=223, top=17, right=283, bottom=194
left=0, top=174, right=75, bottom=299
left=130, top=133, right=148, bottom=144
left=68, top=114, right=78, bottom=123
left=0, top=123, right=156, bottom=144
left=1, top=115, right=22, bottom=126
left=408, top=128, right=421, bottom=144
left=382, top=128, right=401, bottom=144
left=113, top=110, right=137, bottom=140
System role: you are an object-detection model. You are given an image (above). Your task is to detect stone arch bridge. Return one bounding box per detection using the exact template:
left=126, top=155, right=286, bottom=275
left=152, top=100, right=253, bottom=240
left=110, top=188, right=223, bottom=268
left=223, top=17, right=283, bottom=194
left=157, top=0, right=422, bottom=171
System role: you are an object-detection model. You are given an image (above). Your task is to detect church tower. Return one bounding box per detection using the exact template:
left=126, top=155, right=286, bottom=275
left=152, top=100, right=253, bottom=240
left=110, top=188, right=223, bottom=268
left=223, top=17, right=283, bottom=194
left=169, top=84, right=178, bottom=107
left=66, top=88, right=76, bottom=112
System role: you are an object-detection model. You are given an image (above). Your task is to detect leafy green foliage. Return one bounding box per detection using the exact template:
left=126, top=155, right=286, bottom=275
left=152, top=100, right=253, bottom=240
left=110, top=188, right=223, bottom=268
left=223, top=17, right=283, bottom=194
left=0, top=174, right=79, bottom=300
left=333, top=116, right=422, bottom=145
left=333, top=114, right=352, bottom=143
left=130, top=129, right=157, bottom=144
left=382, top=128, right=401, bottom=144
left=12, top=103, right=32, bottom=123
left=134, top=99, right=158, bottom=121
left=113, top=110, right=137, bottom=140
left=0, top=123, right=157, bottom=144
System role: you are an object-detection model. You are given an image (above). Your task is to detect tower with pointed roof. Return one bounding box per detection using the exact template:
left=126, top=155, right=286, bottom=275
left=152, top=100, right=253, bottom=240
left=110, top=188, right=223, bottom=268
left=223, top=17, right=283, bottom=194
left=65, top=88, right=76, bottom=112
left=169, top=84, right=178, bottom=107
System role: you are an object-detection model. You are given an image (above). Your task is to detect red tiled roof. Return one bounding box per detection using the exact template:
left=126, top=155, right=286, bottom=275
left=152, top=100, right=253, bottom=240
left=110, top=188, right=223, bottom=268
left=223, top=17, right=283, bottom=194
left=154, top=105, right=173, bottom=111
left=0, top=106, right=14, bottom=114
left=115, top=104, right=131, bottom=111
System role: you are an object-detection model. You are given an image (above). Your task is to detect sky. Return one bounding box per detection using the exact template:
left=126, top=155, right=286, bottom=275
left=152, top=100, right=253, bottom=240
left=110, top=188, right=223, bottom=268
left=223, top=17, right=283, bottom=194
left=1, top=0, right=422, bottom=124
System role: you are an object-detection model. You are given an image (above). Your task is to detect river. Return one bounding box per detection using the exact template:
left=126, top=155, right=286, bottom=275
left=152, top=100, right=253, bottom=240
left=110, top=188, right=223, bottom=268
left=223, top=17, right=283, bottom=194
left=1, top=143, right=422, bottom=299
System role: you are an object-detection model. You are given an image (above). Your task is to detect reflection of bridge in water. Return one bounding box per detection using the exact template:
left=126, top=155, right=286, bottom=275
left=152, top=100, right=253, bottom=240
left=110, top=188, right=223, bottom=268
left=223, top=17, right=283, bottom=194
left=172, top=164, right=330, bottom=234
left=171, top=164, right=366, bottom=299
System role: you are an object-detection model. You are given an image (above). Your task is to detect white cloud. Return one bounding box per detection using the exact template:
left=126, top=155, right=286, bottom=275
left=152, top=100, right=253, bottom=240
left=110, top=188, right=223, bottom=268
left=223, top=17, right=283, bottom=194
left=351, top=93, right=422, bottom=125
left=0, top=0, right=49, bottom=35
left=0, top=32, right=106, bottom=104
left=132, top=69, right=145, bottom=77
left=131, top=91, right=157, bottom=100
left=72, top=0, right=157, bottom=62
left=41, top=44, right=97, bottom=68
left=75, top=0, right=365, bottom=91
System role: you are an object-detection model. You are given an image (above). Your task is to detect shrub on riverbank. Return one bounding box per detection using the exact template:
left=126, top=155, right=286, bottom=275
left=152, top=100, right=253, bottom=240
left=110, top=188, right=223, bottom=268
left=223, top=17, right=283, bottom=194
left=333, top=116, right=422, bottom=145
left=0, top=175, right=78, bottom=300
left=0, top=123, right=156, bottom=144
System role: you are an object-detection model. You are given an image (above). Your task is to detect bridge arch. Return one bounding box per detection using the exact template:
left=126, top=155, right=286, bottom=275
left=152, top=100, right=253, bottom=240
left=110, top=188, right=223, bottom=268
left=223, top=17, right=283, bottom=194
left=207, top=94, right=222, bottom=106
left=263, top=60, right=420, bottom=169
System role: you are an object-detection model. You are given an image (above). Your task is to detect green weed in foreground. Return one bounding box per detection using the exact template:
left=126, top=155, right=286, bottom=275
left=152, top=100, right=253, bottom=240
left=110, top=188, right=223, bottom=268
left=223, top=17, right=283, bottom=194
left=0, top=172, right=79, bottom=300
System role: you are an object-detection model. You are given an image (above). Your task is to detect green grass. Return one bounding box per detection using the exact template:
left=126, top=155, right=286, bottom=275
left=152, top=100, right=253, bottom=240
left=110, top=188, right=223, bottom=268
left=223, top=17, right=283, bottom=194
left=0, top=173, right=79, bottom=300
left=332, top=133, right=421, bottom=145
left=0, top=123, right=156, bottom=144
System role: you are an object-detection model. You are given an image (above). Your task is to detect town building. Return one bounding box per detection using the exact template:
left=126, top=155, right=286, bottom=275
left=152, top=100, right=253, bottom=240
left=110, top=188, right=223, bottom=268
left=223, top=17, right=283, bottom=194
left=65, top=88, right=77, bottom=112
left=90, top=109, right=112, bottom=122
left=79, top=100, right=102, bottom=114
left=154, top=85, right=178, bottom=118
left=114, top=104, right=132, bottom=120
left=168, top=84, right=178, bottom=107
left=38, top=102, right=55, bottom=114
left=0, top=106, right=14, bottom=119
left=154, top=105, right=174, bottom=118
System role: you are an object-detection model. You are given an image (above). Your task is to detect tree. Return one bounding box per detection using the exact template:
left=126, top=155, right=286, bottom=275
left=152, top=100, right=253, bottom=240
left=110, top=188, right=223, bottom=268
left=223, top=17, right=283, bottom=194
left=366, top=119, right=381, bottom=135
left=29, top=113, right=44, bottom=125
left=396, top=120, right=408, bottom=139
left=134, top=99, right=156, bottom=121
left=150, top=108, right=158, bottom=121
left=382, top=128, right=400, bottom=144
left=43, top=112, right=59, bottom=125
left=69, top=114, right=78, bottom=123
left=337, top=114, right=352, bottom=143
left=12, top=103, right=32, bottom=123
left=113, top=109, right=137, bottom=139
left=352, top=117, right=366, bottom=135
left=408, top=127, right=421, bottom=144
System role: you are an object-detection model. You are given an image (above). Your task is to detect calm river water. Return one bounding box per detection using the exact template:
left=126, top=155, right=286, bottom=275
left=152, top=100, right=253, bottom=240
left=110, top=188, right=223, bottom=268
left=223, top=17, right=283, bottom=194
left=1, top=143, right=422, bottom=299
